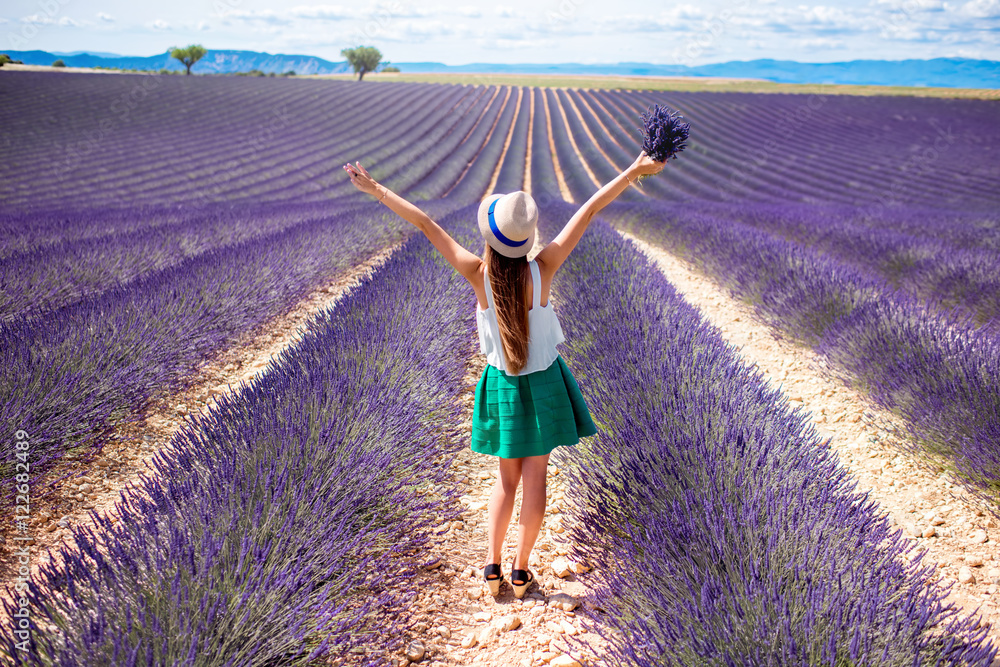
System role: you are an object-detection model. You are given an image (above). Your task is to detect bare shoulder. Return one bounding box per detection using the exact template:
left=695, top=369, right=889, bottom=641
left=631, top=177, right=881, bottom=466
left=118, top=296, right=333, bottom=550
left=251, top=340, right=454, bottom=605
left=534, top=255, right=556, bottom=280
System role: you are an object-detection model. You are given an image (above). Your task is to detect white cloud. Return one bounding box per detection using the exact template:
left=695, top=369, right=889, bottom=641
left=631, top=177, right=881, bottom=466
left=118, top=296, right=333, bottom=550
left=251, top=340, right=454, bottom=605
left=477, top=36, right=555, bottom=50
left=57, top=16, right=80, bottom=27
left=97, top=12, right=114, bottom=23
left=290, top=5, right=354, bottom=20
left=795, top=36, right=848, bottom=48
left=873, top=0, right=948, bottom=10
left=380, top=19, right=463, bottom=41
left=21, top=14, right=56, bottom=25
left=458, top=6, right=482, bottom=17
left=959, top=0, right=1000, bottom=16
left=494, top=6, right=523, bottom=18
left=150, top=19, right=170, bottom=30
left=222, top=9, right=293, bottom=25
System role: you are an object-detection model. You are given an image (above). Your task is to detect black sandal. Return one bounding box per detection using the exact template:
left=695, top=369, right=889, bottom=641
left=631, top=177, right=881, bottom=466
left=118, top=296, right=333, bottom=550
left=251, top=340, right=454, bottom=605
left=484, top=563, right=504, bottom=596
left=510, top=559, right=535, bottom=599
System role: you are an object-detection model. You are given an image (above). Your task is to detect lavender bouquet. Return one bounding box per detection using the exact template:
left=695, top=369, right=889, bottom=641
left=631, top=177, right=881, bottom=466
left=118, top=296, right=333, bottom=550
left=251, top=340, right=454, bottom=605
left=639, top=103, right=690, bottom=163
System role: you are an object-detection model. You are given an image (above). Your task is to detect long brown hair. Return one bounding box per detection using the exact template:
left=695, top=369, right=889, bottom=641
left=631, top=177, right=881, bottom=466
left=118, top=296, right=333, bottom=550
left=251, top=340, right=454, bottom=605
left=484, top=243, right=530, bottom=375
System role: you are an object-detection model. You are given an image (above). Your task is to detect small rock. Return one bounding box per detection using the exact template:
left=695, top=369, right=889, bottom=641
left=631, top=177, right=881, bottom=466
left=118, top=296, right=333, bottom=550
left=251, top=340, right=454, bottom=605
left=559, top=620, right=577, bottom=636
left=473, top=611, right=492, bottom=623
left=536, top=633, right=552, bottom=646
left=551, top=656, right=583, bottom=667
left=966, top=555, right=985, bottom=567
left=477, top=626, right=496, bottom=645
left=930, top=516, right=945, bottom=526
left=990, top=584, right=999, bottom=595
left=422, top=557, right=443, bottom=570
left=493, top=615, right=521, bottom=632
left=460, top=633, right=477, bottom=649
left=405, top=640, right=425, bottom=663
left=550, top=557, right=573, bottom=578
left=971, top=529, right=989, bottom=544
left=959, top=567, right=976, bottom=585
left=570, top=560, right=590, bottom=574
left=922, top=526, right=936, bottom=538
left=466, top=588, right=482, bottom=601
left=545, top=621, right=564, bottom=634
left=436, top=626, right=451, bottom=639
left=549, top=593, right=580, bottom=612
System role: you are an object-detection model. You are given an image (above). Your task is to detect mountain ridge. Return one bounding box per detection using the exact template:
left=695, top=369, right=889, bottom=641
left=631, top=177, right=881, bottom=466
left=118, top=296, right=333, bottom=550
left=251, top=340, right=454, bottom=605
left=2, top=49, right=997, bottom=88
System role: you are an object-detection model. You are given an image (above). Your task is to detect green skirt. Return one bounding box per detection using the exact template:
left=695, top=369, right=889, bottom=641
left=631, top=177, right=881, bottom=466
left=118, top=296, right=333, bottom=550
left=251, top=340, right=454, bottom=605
left=471, top=355, right=598, bottom=458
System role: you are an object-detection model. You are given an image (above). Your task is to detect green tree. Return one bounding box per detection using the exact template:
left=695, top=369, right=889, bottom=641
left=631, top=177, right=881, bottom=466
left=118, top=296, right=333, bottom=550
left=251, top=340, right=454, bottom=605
left=170, top=44, right=208, bottom=75
left=340, top=46, right=382, bottom=81
left=380, top=63, right=400, bottom=73
left=52, top=59, right=66, bottom=67
left=1, top=54, right=12, bottom=67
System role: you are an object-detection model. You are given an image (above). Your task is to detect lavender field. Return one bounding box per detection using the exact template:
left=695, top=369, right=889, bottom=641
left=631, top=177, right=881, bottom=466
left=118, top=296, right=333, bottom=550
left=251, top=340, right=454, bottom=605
left=2, top=69, right=999, bottom=665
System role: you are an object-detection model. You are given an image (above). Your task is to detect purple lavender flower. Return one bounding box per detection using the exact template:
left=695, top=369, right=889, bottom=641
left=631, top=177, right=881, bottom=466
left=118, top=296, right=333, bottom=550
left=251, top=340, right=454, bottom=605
left=639, top=104, right=690, bottom=162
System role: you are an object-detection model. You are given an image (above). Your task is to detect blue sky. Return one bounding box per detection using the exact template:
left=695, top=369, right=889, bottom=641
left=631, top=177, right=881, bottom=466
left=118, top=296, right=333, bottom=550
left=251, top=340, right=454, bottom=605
left=2, top=0, right=998, bottom=64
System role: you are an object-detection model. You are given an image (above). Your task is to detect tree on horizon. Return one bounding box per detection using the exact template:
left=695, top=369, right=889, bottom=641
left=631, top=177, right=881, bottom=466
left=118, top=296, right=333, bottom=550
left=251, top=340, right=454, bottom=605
left=170, top=44, right=208, bottom=75
left=340, top=46, right=382, bottom=81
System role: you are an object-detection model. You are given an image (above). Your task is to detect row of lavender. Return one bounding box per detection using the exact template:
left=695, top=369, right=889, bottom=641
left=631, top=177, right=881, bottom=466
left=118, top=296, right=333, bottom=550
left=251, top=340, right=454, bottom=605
left=0, top=73, right=501, bottom=211
left=536, top=202, right=995, bottom=665
left=7, top=74, right=997, bottom=215
left=0, top=204, right=482, bottom=665
left=601, top=198, right=1000, bottom=505
left=0, top=199, right=378, bottom=321
left=520, top=85, right=1000, bottom=328
left=0, top=202, right=419, bottom=506
left=542, top=86, right=999, bottom=211
left=687, top=199, right=1000, bottom=330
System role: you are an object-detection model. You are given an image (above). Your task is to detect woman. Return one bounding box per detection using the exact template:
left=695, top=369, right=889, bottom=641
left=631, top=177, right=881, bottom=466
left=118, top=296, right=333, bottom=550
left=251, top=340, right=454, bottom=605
left=344, top=149, right=665, bottom=598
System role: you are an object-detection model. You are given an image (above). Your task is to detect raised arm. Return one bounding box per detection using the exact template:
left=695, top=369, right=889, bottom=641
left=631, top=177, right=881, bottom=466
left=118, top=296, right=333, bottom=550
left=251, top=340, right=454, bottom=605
left=344, top=161, right=482, bottom=281
left=534, top=151, right=665, bottom=275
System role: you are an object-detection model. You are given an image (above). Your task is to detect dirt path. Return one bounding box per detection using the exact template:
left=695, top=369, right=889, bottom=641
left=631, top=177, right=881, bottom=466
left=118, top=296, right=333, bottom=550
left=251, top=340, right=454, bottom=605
left=0, top=242, right=404, bottom=621
left=620, top=230, right=1000, bottom=644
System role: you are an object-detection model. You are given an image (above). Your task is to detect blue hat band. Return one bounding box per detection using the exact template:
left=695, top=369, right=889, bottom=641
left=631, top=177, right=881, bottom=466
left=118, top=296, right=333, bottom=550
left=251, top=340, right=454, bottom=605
left=488, top=198, right=528, bottom=248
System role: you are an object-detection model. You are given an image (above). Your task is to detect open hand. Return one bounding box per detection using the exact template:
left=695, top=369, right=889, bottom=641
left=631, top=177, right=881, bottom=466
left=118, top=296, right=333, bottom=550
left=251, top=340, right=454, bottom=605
left=632, top=150, right=667, bottom=177
left=343, top=161, right=381, bottom=197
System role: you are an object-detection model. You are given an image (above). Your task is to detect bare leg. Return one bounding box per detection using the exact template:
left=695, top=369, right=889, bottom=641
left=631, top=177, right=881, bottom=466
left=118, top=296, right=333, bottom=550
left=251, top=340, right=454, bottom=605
left=513, top=453, right=550, bottom=583
left=484, top=457, right=522, bottom=571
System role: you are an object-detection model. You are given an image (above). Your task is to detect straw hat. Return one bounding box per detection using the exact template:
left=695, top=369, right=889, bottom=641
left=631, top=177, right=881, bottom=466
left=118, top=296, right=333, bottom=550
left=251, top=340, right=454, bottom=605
left=477, top=191, right=537, bottom=258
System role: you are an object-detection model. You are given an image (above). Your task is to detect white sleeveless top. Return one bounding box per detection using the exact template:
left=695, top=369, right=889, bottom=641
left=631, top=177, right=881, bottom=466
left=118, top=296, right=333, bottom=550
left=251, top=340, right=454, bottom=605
left=476, top=260, right=565, bottom=376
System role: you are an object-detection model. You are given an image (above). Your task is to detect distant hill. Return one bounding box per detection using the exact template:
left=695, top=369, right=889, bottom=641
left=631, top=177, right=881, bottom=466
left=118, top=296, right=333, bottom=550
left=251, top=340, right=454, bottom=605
left=2, top=50, right=997, bottom=88
left=2, top=49, right=350, bottom=75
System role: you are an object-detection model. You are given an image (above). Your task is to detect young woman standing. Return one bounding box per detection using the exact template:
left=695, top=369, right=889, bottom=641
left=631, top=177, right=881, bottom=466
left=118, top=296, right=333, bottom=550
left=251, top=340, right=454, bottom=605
left=344, top=149, right=666, bottom=598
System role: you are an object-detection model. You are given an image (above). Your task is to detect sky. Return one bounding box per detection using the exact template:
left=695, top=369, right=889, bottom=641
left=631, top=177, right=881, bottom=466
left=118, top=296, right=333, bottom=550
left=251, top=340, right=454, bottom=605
left=2, top=0, right=999, bottom=65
